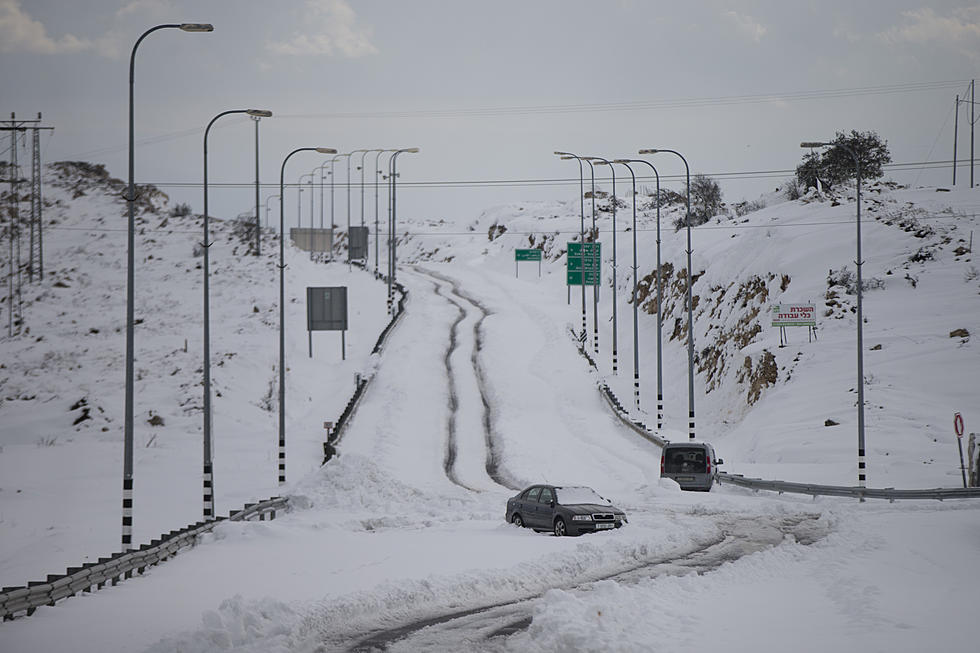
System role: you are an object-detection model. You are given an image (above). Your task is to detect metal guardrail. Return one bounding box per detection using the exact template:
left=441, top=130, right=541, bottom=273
left=595, top=378, right=980, bottom=502
left=326, top=280, right=407, bottom=453
left=717, top=472, right=980, bottom=501
left=1, top=496, right=287, bottom=621
left=598, top=382, right=668, bottom=448
left=2, top=250, right=402, bottom=622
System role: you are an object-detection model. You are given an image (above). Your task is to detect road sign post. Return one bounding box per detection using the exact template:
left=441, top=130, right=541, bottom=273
left=955, top=412, right=967, bottom=487
left=566, top=242, right=600, bottom=286
left=515, top=248, right=542, bottom=277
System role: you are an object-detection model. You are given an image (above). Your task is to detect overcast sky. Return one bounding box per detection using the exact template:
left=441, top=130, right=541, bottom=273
left=2, top=0, right=978, bottom=228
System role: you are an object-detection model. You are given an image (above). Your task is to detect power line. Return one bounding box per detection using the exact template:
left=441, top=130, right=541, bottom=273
left=134, top=158, right=966, bottom=192
left=61, top=79, right=968, bottom=160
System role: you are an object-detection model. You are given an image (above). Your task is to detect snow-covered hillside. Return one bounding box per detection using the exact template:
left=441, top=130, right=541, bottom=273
left=397, top=180, right=980, bottom=487
left=1, top=162, right=388, bottom=587
left=1, top=164, right=978, bottom=653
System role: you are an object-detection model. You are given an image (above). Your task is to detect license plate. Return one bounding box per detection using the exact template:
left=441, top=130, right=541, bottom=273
left=595, top=523, right=615, bottom=530
left=676, top=476, right=694, bottom=482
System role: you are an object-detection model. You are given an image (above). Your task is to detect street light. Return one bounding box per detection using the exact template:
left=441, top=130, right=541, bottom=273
left=590, top=158, right=619, bottom=375
left=577, top=156, right=599, bottom=356
left=622, top=158, right=663, bottom=429
left=278, top=147, right=336, bottom=486
left=373, top=150, right=393, bottom=276
left=202, top=107, right=270, bottom=519
left=298, top=172, right=314, bottom=229
left=347, top=150, right=370, bottom=264
left=329, top=153, right=349, bottom=263
left=264, top=193, right=279, bottom=229
left=611, top=160, right=641, bottom=411
left=249, top=112, right=272, bottom=256
left=555, top=152, right=588, bottom=346
left=639, top=148, right=696, bottom=440
left=123, top=21, right=212, bottom=552
left=388, top=148, right=419, bottom=311
left=801, top=139, right=867, bottom=491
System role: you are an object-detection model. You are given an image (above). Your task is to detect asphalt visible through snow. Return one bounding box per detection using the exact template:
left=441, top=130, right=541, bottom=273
left=344, top=513, right=827, bottom=652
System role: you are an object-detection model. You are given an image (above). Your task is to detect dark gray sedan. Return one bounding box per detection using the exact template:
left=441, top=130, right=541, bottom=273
left=506, top=485, right=627, bottom=536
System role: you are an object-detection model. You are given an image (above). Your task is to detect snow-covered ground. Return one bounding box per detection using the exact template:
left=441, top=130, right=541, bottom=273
left=1, top=164, right=978, bottom=652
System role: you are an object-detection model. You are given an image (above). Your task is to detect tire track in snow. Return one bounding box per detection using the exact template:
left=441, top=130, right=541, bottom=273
left=429, top=278, right=479, bottom=492
left=344, top=513, right=827, bottom=652
left=413, top=267, right=525, bottom=492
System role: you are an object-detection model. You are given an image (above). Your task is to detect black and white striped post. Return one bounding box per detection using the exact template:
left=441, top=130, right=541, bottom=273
left=801, top=140, right=866, bottom=492
left=613, top=160, right=641, bottom=411
left=589, top=158, right=618, bottom=376
left=279, top=146, right=337, bottom=487
left=640, top=148, right=695, bottom=440
left=623, top=158, right=663, bottom=429
left=555, top=152, right=588, bottom=349
left=122, top=21, right=213, bottom=553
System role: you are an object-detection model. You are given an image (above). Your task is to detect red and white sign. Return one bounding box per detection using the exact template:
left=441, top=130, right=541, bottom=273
left=954, top=412, right=964, bottom=438
left=771, top=303, right=816, bottom=328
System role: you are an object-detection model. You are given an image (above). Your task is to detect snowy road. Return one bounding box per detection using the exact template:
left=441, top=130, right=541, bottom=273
left=345, top=513, right=826, bottom=652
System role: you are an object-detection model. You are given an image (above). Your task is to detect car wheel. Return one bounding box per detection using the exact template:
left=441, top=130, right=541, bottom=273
left=553, top=517, right=567, bottom=537
left=511, top=513, right=524, bottom=528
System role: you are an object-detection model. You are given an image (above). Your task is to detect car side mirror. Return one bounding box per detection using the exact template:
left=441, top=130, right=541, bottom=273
left=549, top=500, right=555, bottom=508
left=716, top=458, right=724, bottom=465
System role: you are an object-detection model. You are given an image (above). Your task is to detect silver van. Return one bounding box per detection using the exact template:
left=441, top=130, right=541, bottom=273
left=660, top=441, right=723, bottom=491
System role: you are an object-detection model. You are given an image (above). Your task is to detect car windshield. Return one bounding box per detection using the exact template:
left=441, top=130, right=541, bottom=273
left=664, top=447, right=708, bottom=473
left=555, top=486, right=606, bottom=505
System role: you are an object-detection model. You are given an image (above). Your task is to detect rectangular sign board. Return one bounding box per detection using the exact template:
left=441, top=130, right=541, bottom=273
left=348, top=226, right=369, bottom=260
left=307, top=286, right=348, bottom=331
left=515, top=248, right=543, bottom=262
left=290, top=228, right=333, bottom=253
left=771, top=303, right=816, bottom=327
left=566, top=241, right=600, bottom=286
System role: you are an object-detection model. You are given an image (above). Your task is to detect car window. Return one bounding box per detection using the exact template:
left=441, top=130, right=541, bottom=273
left=538, top=487, right=554, bottom=504
left=664, top=447, right=708, bottom=473
left=525, top=487, right=541, bottom=502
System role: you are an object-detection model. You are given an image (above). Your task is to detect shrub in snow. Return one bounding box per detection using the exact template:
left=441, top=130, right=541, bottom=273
left=796, top=130, right=891, bottom=191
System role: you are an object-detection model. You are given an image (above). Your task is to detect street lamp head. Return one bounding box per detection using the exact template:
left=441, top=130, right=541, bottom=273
left=316, top=147, right=338, bottom=154
left=638, top=149, right=659, bottom=154
left=612, top=159, right=632, bottom=164
left=800, top=141, right=829, bottom=148
left=179, top=23, right=214, bottom=32
left=247, top=109, right=273, bottom=118
left=554, top=151, right=572, bottom=156
left=560, top=155, right=576, bottom=160
left=402, top=147, right=420, bottom=153
left=593, top=160, right=611, bottom=166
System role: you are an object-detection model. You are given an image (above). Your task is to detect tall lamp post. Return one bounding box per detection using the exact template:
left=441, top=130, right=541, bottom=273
left=622, top=158, right=663, bottom=429
left=250, top=114, right=269, bottom=256
left=578, top=156, right=599, bottom=356
left=329, top=153, right=348, bottom=263
left=347, top=150, right=369, bottom=264
left=801, top=140, right=867, bottom=491
left=388, top=148, right=419, bottom=311
left=591, top=158, right=619, bottom=375
left=555, top=152, right=588, bottom=346
left=612, top=160, right=641, bottom=410
left=373, top=150, right=392, bottom=276
left=202, top=107, right=271, bottom=519
left=639, top=148, right=696, bottom=440
left=123, top=21, right=212, bottom=553
left=278, top=147, right=336, bottom=486
left=264, top=193, right=279, bottom=229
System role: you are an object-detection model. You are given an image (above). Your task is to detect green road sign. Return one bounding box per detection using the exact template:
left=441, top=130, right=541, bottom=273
left=515, top=248, right=543, bottom=262
left=567, top=242, right=600, bottom=286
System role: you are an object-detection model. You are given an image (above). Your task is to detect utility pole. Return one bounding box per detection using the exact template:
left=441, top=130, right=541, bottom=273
left=970, top=79, right=977, bottom=188
left=1, top=113, right=52, bottom=335
left=954, top=95, right=959, bottom=186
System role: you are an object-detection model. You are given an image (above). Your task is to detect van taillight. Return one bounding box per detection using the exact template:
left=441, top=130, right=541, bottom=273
left=705, top=455, right=711, bottom=474
left=660, top=452, right=665, bottom=475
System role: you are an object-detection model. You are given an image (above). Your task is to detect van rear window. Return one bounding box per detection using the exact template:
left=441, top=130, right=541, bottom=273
left=664, top=447, right=708, bottom=473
